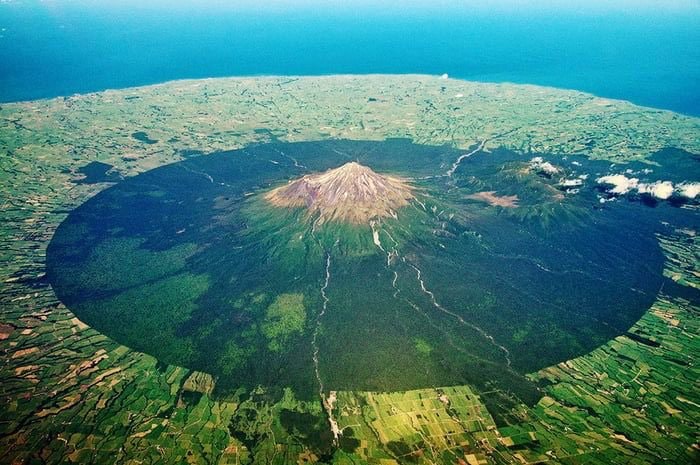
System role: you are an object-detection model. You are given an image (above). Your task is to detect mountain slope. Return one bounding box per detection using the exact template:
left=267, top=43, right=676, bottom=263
left=265, top=162, right=414, bottom=224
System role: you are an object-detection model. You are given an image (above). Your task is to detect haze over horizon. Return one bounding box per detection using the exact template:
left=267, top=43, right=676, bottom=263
left=12, top=0, right=700, bottom=13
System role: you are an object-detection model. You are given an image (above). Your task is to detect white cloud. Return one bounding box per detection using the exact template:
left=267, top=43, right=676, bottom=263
left=597, top=175, right=700, bottom=201
left=530, top=157, right=559, bottom=175
left=676, top=183, right=700, bottom=199
left=637, top=181, right=674, bottom=200
left=596, top=174, right=638, bottom=195
left=560, top=178, right=583, bottom=187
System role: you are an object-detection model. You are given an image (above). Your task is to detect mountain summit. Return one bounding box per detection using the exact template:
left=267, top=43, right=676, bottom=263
left=265, top=162, right=413, bottom=224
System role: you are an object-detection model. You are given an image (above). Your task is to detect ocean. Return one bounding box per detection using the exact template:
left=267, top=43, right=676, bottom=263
left=1, top=2, right=699, bottom=115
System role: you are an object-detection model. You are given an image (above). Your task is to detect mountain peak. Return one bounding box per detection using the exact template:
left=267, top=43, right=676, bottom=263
left=265, top=162, right=414, bottom=224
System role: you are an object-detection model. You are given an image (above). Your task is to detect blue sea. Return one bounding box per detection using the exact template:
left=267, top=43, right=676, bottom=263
left=1, top=2, right=699, bottom=116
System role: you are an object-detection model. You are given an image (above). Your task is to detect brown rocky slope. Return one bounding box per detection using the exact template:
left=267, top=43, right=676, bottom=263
left=265, top=162, right=414, bottom=224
